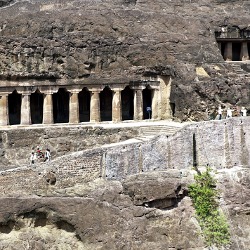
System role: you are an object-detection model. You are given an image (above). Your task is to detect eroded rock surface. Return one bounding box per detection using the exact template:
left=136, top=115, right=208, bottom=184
left=0, top=0, right=249, bottom=120
left=0, top=118, right=248, bottom=248
left=0, top=172, right=205, bottom=250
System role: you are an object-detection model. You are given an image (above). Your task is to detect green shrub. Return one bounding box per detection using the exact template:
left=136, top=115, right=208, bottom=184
left=189, top=168, right=230, bottom=247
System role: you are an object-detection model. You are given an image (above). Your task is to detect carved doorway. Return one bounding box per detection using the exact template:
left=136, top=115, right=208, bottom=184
left=232, top=42, right=241, bottom=61
left=31, top=90, right=43, bottom=124
left=100, top=87, right=112, bottom=121
left=53, top=88, right=69, bottom=123
left=143, top=86, right=152, bottom=119
left=79, top=88, right=90, bottom=122
left=121, top=86, right=134, bottom=120
left=8, top=90, right=21, bottom=125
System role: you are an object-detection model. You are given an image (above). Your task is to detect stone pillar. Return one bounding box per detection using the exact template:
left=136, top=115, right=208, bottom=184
left=224, top=42, right=232, bottom=61
left=43, top=92, right=54, bottom=124
left=151, top=89, right=159, bottom=120
left=69, top=90, right=80, bottom=123
left=241, top=42, right=249, bottom=61
left=0, top=94, right=9, bottom=126
left=218, top=42, right=221, bottom=52
left=133, top=88, right=143, bottom=120
left=21, top=93, right=31, bottom=125
left=112, top=89, right=122, bottom=122
left=90, top=90, right=100, bottom=122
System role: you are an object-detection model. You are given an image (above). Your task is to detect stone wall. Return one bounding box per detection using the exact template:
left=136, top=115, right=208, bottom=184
left=0, top=118, right=248, bottom=197
left=0, top=125, right=138, bottom=168
left=104, top=117, right=250, bottom=179
left=40, top=117, right=249, bottom=181
left=0, top=0, right=249, bottom=121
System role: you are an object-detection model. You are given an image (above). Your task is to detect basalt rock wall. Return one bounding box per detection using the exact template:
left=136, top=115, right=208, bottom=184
left=0, top=125, right=138, bottom=168
left=0, top=0, right=249, bottom=120
left=0, top=118, right=249, bottom=249
left=103, top=117, right=250, bottom=179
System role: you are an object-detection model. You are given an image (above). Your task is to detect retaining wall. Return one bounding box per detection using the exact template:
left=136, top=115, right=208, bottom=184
left=0, top=117, right=249, bottom=196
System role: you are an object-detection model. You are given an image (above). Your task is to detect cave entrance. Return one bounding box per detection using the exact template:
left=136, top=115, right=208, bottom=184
left=53, top=88, right=69, bottom=123
left=79, top=88, right=90, bottom=122
left=143, top=86, right=152, bottom=119
left=121, top=86, right=134, bottom=120
left=247, top=42, right=250, bottom=58
left=31, top=90, right=43, bottom=124
left=100, top=87, right=112, bottom=121
left=232, top=42, right=241, bottom=61
left=170, top=102, right=176, bottom=117
left=8, top=90, right=21, bottom=125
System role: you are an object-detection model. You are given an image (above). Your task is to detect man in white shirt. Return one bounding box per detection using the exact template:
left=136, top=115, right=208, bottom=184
left=226, top=107, right=233, bottom=118
left=218, top=106, right=223, bottom=120
left=241, top=107, right=247, bottom=117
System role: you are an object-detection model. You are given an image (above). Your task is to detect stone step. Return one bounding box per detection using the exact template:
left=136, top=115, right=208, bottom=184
left=142, top=128, right=178, bottom=133
left=139, top=125, right=180, bottom=137
left=135, top=135, right=155, bottom=142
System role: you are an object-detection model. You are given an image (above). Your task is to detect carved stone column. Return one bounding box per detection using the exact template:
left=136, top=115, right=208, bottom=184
left=217, top=42, right=222, bottom=52
left=151, top=88, right=159, bottom=120
left=241, top=42, right=249, bottom=61
left=43, top=91, right=54, bottom=124
left=224, top=42, right=232, bottom=61
left=133, top=88, right=143, bottom=120
left=21, top=93, right=31, bottom=125
left=90, top=90, right=100, bottom=122
left=112, top=88, right=122, bottom=122
left=69, top=90, right=80, bottom=123
left=0, top=94, right=9, bottom=126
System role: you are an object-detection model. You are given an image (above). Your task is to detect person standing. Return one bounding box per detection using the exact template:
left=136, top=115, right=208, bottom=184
left=30, top=152, right=36, bottom=165
left=226, top=107, right=233, bottom=118
left=241, top=107, right=247, bottom=117
left=45, top=149, right=51, bottom=162
left=218, top=106, right=223, bottom=120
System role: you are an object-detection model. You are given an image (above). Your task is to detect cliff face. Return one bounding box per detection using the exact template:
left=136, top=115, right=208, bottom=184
left=0, top=0, right=249, bottom=120
left=0, top=0, right=250, bottom=248
left=0, top=118, right=249, bottom=249
left=0, top=173, right=202, bottom=250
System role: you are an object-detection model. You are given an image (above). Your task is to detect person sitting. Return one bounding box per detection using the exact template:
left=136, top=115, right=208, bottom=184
left=36, top=147, right=44, bottom=159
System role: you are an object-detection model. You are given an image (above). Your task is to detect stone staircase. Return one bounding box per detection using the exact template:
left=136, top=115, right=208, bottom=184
left=227, top=62, right=250, bottom=79
left=230, top=63, right=245, bottom=74
left=136, top=125, right=181, bottom=141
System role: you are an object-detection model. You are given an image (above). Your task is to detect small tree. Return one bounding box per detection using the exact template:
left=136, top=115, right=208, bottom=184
left=189, top=168, right=230, bottom=247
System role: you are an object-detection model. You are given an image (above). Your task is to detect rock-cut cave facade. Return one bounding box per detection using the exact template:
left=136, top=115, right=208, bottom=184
left=0, top=76, right=172, bottom=125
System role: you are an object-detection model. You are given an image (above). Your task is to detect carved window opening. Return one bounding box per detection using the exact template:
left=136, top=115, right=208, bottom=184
left=121, top=86, right=134, bottom=121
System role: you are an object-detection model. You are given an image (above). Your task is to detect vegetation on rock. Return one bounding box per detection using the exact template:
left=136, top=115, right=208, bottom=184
left=189, top=168, right=230, bottom=247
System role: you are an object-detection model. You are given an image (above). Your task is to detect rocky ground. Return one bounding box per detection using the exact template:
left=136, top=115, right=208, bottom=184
left=0, top=166, right=249, bottom=250
left=0, top=169, right=204, bottom=250
left=0, top=117, right=248, bottom=249
left=0, top=0, right=249, bottom=249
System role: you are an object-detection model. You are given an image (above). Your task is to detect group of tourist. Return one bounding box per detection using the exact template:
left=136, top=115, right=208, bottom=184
left=217, top=106, right=247, bottom=120
left=30, top=147, right=51, bottom=165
